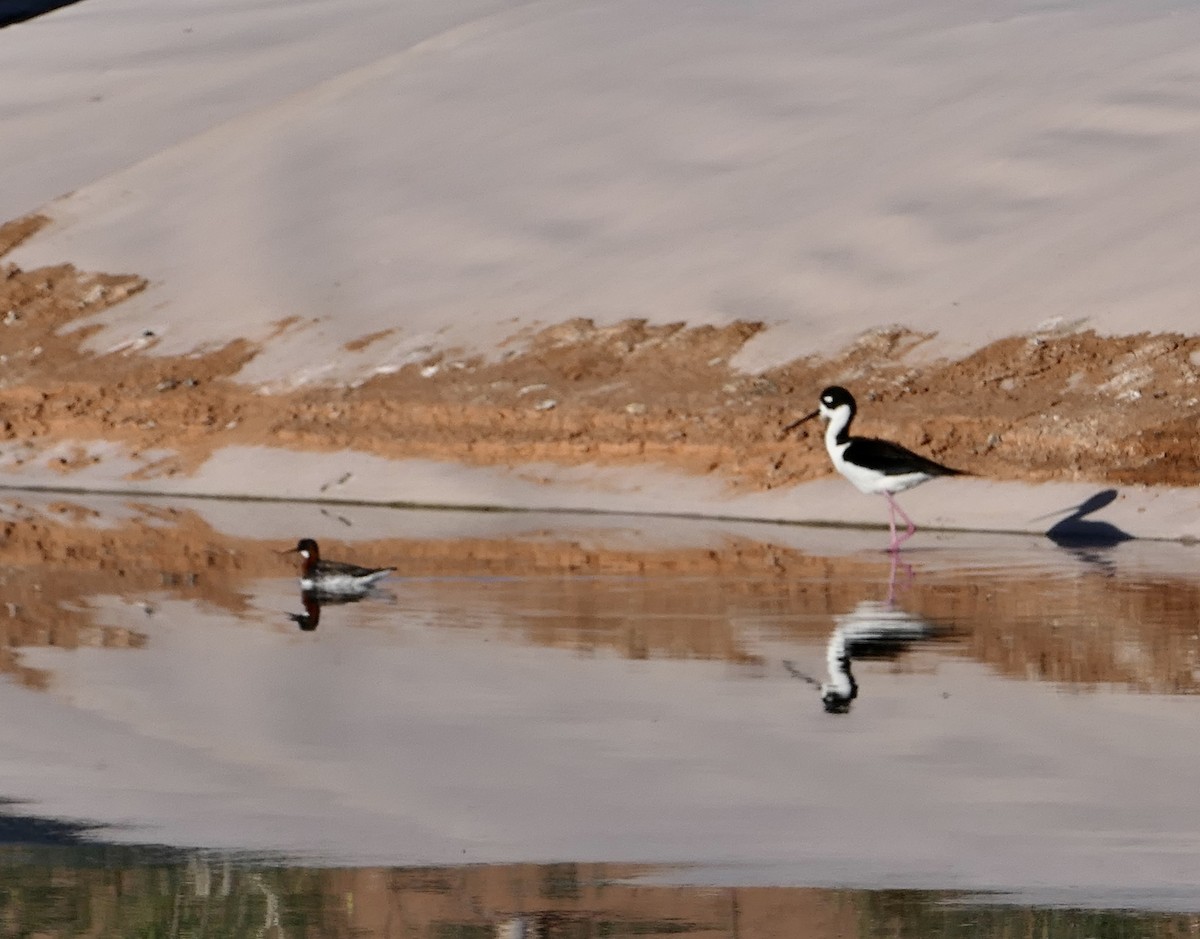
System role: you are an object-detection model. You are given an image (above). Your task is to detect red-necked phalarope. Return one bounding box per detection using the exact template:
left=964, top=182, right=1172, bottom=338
left=783, top=385, right=967, bottom=552
left=284, top=538, right=395, bottom=595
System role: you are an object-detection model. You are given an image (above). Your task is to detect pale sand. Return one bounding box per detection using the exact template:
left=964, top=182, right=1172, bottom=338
left=1, top=0, right=1199, bottom=533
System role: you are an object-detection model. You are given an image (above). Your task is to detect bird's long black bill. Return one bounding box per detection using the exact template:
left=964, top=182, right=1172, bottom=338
left=780, top=409, right=820, bottom=436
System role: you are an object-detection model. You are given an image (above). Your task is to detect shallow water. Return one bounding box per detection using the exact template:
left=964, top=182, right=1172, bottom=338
left=1, top=490, right=1199, bottom=935
left=3, top=851, right=1199, bottom=939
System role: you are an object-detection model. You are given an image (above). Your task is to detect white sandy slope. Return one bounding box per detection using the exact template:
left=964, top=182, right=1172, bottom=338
left=2, top=0, right=1200, bottom=532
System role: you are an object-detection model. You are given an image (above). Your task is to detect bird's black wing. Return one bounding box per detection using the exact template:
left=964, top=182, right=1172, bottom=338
left=845, top=436, right=966, bottom=477
left=318, top=560, right=397, bottom=577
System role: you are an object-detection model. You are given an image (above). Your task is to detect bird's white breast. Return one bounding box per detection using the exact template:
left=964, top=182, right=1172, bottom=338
left=301, top=571, right=387, bottom=594
left=827, top=439, right=934, bottom=495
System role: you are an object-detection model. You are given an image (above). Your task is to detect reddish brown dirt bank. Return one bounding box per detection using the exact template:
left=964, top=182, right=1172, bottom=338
left=2, top=214, right=1198, bottom=489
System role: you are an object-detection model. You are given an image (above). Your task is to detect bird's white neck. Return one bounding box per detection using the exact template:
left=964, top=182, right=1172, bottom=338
left=823, top=403, right=853, bottom=452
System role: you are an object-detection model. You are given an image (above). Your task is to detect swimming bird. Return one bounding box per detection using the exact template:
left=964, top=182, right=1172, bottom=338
left=783, top=386, right=966, bottom=551
left=284, top=538, right=395, bottom=595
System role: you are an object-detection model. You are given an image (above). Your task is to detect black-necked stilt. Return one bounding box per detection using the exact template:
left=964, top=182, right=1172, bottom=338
left=784, top=385, right=966, bottom=551
left=283, top=538, right=395, bottom=595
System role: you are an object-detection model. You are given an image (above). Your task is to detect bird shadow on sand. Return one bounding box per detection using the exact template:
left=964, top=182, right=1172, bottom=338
left=1041, top=489, right=1134, bottom=576
left=1044, top=489, right=1134, bottom=548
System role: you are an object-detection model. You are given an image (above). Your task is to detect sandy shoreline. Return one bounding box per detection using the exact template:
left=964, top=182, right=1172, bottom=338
left=2, top=213, right=1198, bottom=539
left=2, top=1, right=1199, bottom=536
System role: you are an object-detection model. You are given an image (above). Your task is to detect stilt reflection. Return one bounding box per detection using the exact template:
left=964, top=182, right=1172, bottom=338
left=786, top=555, right=951, bottom=713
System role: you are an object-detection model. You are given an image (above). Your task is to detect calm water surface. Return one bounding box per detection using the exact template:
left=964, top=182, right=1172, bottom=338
left=0, top=490, right=1198, bottom=936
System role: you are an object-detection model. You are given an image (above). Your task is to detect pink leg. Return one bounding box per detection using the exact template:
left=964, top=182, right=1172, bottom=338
left=885, top=497, right=898, bottom=551
left=884, top=492, right=917, bottom=552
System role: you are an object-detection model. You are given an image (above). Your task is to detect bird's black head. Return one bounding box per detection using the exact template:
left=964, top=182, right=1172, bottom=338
left=818, top=386, right=856, bottom=415
left=781, top=385, right=858, bottom=436
left=292, top=538, right=319, bottom=559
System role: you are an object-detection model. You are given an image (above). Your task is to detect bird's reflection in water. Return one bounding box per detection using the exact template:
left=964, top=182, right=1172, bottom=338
left=785, top=556, right=951, bottom=713
left=286, top=590, right=373, bottom=632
